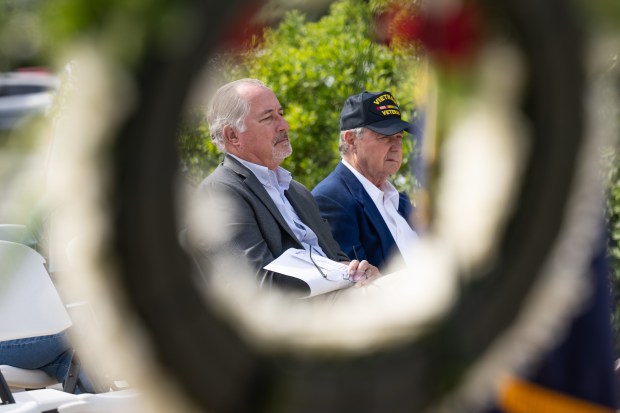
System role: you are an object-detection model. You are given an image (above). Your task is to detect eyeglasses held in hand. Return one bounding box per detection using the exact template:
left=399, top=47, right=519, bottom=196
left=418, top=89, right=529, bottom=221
left=309, top=246, right=351, bottom=282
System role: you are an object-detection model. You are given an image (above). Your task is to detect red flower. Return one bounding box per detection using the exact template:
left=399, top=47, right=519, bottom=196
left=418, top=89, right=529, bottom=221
left=219, top=1, right=266, bottom=51
left=374, top=1, right=484, bottom=67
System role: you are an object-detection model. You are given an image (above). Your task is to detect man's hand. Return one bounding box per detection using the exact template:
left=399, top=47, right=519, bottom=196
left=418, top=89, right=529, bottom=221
left=345, top=260, right=381, bottom=285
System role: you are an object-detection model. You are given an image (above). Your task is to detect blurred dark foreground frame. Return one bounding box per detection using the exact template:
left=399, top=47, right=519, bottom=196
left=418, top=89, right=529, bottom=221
left=107, top=0, right=605, bottom=412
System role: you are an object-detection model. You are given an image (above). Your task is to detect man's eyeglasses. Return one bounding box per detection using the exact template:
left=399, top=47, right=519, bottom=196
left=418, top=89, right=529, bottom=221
left=308, top=246, right=351, bottom=282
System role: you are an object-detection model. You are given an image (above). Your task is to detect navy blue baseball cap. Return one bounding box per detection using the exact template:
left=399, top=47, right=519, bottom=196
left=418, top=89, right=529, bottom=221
left=340, top=91, right=413, bottom=135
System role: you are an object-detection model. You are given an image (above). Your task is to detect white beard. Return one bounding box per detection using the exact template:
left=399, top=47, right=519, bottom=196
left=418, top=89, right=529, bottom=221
left=273, top=141, right=292, bottom=160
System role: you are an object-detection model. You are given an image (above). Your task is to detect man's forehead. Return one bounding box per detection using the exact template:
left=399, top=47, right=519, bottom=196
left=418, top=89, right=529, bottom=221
left=246, top=89, right=282, bottom=114
left=239, top=84, right=273, bottom=100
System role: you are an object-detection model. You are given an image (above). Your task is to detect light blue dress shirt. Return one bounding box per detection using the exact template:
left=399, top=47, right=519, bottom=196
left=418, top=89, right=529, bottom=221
left=230, top=154, right=326, bottom=256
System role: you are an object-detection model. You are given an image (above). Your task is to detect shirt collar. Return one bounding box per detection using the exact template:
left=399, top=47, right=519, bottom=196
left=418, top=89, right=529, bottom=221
left=341, top=159, right=399, bottom=208
left=229, top=154, right=292, bottom=190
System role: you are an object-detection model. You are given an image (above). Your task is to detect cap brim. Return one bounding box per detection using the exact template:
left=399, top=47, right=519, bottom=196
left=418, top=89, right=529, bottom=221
left=366, top=119, right=415, bottom=135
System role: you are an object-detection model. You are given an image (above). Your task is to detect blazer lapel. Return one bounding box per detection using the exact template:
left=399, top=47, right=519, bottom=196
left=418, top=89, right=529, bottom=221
left=336, top=162, right=397, bottom=257
left=223, top=155, right=300, bottom=244
left=285, top=188, right=312, bottom=228
left=398, top=194, right=414, bottom=229
left=286, top=186, right=339, bottom=258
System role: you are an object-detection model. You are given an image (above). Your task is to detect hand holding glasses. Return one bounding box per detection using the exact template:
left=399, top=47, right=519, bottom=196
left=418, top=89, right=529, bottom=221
left=308, top=246, right=374, bottom=284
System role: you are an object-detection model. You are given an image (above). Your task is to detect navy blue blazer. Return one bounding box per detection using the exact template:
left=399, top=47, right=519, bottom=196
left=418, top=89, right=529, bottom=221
left=312, top=162, right=414, bottom=270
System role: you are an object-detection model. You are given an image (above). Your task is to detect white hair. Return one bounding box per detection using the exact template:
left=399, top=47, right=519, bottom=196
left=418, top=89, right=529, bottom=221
left=339, top=127, right=365, bottom=156
left=206, top=78, right=270, bottom=152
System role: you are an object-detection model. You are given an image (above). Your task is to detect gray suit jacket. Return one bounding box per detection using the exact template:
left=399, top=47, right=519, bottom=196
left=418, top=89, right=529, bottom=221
left=192, top=154, right=349, bottom=295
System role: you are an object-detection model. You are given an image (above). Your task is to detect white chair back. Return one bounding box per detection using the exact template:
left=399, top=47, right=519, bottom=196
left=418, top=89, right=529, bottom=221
left=0, top=241, right=72, bottom=341
left=0, top=241, right=143, bottom=413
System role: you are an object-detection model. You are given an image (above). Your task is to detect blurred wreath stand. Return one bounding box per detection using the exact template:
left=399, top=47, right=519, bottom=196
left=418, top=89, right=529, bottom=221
left=5, top=0, right=620, bottom=412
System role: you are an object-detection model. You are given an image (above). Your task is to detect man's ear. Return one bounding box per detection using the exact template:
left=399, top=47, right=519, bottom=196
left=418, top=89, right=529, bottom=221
left=223, top=125, right=239, bottom=145
left=343, top=130, right=357, bottom=146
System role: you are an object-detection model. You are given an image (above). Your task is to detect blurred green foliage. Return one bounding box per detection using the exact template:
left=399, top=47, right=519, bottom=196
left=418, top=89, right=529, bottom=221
left=0, top=0, right=45, bottom=70
left=177, top=0, right=426, bottom=192
left=605, top=141, right=620, bottom=355
left=602, top=55, right=620, bottom=355
left=177, top=107, right=223, bottom=184
left=2, top=0, right=196, bottom=71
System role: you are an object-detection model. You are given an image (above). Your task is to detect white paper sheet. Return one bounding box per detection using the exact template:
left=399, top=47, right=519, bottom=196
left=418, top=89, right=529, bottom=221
left=264, top=248, right=353, bottom=297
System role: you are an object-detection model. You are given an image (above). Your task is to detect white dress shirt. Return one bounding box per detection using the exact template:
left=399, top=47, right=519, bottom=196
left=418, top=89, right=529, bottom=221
left=231, top=154, right=326, bottom=256
left=342, top=159, right=418, bottom=267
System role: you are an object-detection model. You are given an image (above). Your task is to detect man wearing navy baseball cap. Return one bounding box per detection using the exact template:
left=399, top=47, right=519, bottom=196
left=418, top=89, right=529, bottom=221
left=312, top=91, right=419, bottom=270
left=339, top=91, right=415, bottom=135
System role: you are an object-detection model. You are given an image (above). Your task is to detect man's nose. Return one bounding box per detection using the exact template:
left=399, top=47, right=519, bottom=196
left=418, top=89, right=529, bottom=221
left=277, top=115, right=289, bottom=131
